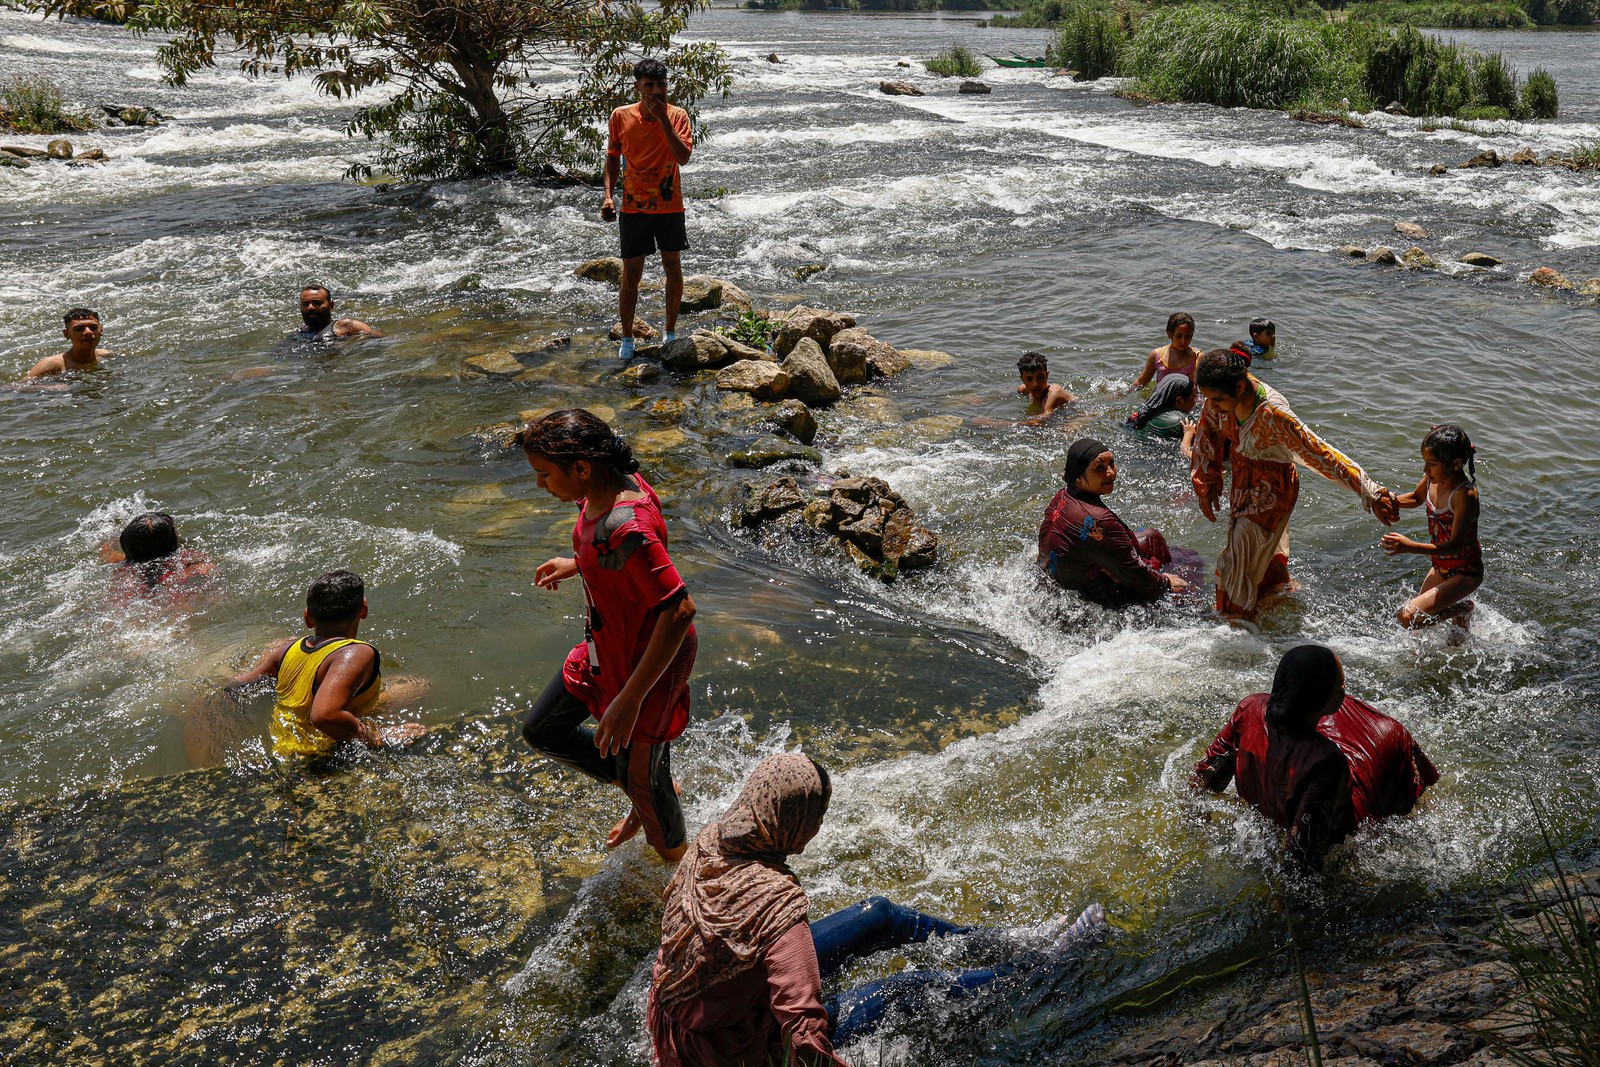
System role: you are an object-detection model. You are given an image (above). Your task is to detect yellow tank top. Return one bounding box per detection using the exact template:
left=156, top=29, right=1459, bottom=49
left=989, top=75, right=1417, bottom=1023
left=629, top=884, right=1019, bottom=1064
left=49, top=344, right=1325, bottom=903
left=269, top=636, right=382, bottom=757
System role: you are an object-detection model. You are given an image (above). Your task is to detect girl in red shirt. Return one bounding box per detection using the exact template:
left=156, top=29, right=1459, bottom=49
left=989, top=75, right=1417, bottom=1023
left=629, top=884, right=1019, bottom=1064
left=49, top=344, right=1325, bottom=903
left=519, top=409, right=697, bottom=862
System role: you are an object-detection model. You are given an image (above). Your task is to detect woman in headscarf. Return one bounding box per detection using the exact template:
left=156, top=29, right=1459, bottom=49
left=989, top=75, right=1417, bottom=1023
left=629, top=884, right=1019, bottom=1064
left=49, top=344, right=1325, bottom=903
left=1037, top=438, right=1195, bottom=608
left=648, top=754, right=1106, bottom=1065
left=1190, top=645, right=1439, bottom=868
left=1127, top=374, right=1197, bottom=440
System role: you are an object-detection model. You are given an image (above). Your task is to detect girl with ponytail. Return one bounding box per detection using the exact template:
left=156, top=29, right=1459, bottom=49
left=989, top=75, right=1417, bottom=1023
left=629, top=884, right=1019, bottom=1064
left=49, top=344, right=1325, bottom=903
left=518, top=408, right=697, bottom=862
left=1381, top=424, right=1483, bottom=632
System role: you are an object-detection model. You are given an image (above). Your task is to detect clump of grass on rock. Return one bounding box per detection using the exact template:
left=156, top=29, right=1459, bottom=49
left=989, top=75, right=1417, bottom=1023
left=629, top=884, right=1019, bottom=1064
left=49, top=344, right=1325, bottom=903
left=0, top=75, right=97, bottom=135
left=924, top=44, right=983, bottom=78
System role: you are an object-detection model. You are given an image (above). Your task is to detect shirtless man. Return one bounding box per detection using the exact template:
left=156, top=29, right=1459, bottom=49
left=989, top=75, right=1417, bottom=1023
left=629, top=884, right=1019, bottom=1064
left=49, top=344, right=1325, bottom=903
left=297, top=285, right=382, bottom=341
left=1016, top=351, right=1074, bottom=424
left=27, top=308, right=114, bottom=379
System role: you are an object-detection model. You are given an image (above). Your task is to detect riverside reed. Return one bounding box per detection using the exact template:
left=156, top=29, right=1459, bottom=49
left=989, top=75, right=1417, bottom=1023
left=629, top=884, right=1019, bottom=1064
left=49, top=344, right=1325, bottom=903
left=924, top=44, right=984, bottom=77
left=1347, top=0, right=1535, bottom=28
left=1046, top=1, right=1125, bottom=79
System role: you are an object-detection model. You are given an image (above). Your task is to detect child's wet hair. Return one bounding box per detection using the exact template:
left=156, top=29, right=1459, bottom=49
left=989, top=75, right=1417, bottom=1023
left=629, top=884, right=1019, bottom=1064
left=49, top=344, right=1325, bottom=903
left=1423, top=424, right=1476, bottom=483
left=63, top=307, right=100, bottom=327
left=119, top=512, right=178, bottom=564
left=307, top=569, right=364, bottom=624
left=1017, top=351, right=1048, bottom=374
left=1166, top=312, right=1195, bottom=336
left=518, top=408, right=640, bottom=478
left=1249, top=317, right=1275, bottom=338
left=1196, top=348, right=1250, bottom=391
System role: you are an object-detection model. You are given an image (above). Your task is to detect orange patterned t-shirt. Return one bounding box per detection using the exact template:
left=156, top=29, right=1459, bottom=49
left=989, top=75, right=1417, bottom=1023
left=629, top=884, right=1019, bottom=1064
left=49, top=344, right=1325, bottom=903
left=608, top=103, right=693, bottom=214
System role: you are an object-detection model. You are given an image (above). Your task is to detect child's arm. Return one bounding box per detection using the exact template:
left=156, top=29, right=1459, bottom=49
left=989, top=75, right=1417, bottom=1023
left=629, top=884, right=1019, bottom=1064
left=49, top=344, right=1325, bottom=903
left=1042, top=383, right=1076, bottom=415
left=1132, top=349, right=1159, bottom=389
left=225, top=639, right=293, bottom=692
left=594, top=592, right=697, bottom=757
left=535, top=557, right=579, bottom=590
left=1393, top=475, right=1427, bottom=509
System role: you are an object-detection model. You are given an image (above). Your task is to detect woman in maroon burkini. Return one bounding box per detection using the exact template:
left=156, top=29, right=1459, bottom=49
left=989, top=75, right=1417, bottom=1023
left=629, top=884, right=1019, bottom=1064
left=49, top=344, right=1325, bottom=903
left=1038, top=438, right=1196, bottom=607
left=518, top=409, right=697, bottom=863
left=1191, top=644, right=1439, bottom=868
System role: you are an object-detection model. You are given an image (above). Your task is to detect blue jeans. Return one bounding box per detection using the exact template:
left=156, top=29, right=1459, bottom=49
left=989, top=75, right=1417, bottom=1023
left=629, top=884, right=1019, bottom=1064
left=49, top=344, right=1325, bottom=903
left=814, top=897, right=1008, bottom=1046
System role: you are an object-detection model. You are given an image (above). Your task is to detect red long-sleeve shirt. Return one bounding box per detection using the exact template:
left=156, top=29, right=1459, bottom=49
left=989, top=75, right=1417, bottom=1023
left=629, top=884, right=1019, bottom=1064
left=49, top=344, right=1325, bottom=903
left=1037, top=487, right=1170, bottom=607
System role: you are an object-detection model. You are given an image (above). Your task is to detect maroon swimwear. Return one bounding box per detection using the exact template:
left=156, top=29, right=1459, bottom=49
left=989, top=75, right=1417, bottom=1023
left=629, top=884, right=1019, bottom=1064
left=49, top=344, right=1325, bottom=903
left=1037, top=486, right=1173, bottom=607
left=1426, top=495, right=1483, bottom=580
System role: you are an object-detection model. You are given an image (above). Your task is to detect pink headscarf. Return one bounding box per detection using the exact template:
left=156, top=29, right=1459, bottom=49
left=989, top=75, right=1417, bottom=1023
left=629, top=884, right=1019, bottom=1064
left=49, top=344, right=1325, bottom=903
left=652, top=753, right=832, bottom=1007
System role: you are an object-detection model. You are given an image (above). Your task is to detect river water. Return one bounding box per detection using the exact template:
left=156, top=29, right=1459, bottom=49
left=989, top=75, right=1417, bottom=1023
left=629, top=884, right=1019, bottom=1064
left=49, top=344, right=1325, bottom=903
left=2, top=6, right=1599, bottom=1064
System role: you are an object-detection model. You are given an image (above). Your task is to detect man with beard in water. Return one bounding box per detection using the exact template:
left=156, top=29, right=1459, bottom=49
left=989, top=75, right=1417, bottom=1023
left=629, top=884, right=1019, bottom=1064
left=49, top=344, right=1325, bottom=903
left=296, top=285, right=381, bottom=341
left=1037, top=437, right=1195, bottom=607
left=1192, top=644, right=1439, bottom=868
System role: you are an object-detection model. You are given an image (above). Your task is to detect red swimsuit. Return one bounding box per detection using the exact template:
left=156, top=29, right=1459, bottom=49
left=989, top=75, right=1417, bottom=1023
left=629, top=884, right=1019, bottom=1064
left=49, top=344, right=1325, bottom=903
left=1426, top=492, right=1483, bottom=580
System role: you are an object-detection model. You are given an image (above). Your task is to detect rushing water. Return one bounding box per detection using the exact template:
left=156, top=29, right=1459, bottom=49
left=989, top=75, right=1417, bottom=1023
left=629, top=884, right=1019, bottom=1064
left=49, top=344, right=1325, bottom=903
left=2, top=6, right=1599, bottom=1064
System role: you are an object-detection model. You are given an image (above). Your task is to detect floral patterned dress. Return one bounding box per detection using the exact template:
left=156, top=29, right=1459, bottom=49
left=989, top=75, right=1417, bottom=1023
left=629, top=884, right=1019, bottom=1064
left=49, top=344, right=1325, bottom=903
left=1191, top=380, right=1381, bottom=615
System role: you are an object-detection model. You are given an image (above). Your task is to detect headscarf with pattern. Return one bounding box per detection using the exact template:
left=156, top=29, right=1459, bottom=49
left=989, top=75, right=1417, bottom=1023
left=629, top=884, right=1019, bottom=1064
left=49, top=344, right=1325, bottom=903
left=652, top=753, right=832, bottom=1007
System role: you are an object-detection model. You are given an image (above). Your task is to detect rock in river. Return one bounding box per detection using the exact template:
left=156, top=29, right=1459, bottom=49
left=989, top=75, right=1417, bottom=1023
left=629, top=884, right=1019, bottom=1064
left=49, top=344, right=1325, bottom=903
left=782, top=337, right=842, bottom=406
left=661, top=331, right=734, bottom=370
left=1393, top=221, right=1428, bottom=239
left=716, top=360, right=790, bottom=401
left=1460, top=252, right=1501, bottom=267
left=46, top=138, right=73, bottom=159
left=880, top=81, right=923, bottom=97
left=1400, top=246, right=1439, bottom=271
left=767, top=398, right=817, bottom=445
left=959, top=81, right=992, bottom=95
left=773, top=305, right=855, bottom=356
left=824, top=326, right=891, bottom=385
left=1367, top=246, right=1398, bottom=266
left=574, top=257, right=624, bottom=285
left=1528, top=266, right=1573, bottom=290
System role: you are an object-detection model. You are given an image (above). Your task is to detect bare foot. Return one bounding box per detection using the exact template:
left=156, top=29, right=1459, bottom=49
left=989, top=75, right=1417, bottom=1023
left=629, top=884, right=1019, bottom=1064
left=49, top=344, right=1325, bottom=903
left=607, top=808, right=642, bottom=849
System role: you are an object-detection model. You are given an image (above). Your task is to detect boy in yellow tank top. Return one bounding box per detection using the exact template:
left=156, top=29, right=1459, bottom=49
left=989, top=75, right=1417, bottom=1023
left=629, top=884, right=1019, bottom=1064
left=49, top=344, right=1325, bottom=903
left=228, top=570, right=428, bottom=757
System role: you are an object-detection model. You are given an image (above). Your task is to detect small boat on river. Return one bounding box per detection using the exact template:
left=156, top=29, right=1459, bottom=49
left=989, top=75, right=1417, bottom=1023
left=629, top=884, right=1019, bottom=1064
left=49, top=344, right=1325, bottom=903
left=987, top=53, right=1050, bottom=68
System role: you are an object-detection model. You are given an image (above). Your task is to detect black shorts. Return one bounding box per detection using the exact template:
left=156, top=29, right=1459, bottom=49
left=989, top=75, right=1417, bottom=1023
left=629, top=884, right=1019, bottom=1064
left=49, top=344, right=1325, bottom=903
left=619, top=211, right=689, bottom=261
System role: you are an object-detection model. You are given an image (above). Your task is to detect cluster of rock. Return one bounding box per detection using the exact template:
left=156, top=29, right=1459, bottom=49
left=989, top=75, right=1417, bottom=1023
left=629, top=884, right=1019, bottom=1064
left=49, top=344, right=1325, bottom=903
left=0, top=139, right=108, bottom=169
left=1334, top=222, right=1600, bottom=297
left=1430, top=146, right=1598, bottom=174
left=880, top=79, right=993, bottom=97
left=100, top=103, right=165, bottom=127
left=738, top=475, right=938, bottom=580
left=1103, top=859, right=1600, bottom=1067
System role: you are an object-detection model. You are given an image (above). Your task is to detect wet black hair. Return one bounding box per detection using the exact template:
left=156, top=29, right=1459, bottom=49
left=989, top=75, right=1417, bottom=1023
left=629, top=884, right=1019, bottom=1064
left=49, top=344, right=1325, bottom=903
left=119, top=512, right=178, bottom=564
left=1017, top=351, right=1048, bottom=374
left=63, top=307, right=100, bottom=327
left=1249, top=317, right=1275, bottom=339
left=299, top=284, right=333, bottom=300
left=518, top=408, right=640, bottom=479
left=307, top=570, right=364, bottom=624
left=634, top=58, right=668, bottom=83
left=1166, top=312, right=1195, bottom=336
left=1422, top=423, right=1476, bottom=483
left=1196, top=348, right=1251, bottom=391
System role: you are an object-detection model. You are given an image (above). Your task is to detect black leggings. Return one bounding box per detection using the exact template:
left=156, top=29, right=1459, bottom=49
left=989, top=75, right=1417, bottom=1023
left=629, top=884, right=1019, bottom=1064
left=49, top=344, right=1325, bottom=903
left=520, top=672, right=686, bottom=851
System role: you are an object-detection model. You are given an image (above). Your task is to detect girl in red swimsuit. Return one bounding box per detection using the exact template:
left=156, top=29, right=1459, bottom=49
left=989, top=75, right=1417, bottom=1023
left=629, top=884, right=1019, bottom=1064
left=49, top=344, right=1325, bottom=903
left=1381, top=424, right=1483, bottom=631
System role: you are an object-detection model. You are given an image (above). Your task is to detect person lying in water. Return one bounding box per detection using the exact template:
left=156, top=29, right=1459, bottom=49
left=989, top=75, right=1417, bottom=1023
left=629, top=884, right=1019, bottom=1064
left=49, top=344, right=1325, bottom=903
left=296, top=285, right=381, bottom=341
left=227, top=569, right=427, bottom=756
left=648, top=753, right=1108, bottom=1066
left=1191, top=644, right=1438, bottom=869
left=1016, top=351, right=1074, bottom=423
left=27, top=307, right=116, bottom=379
left=1038, top=438, right=1194, bottom=607
left=102, top=511, right=214, bottom=603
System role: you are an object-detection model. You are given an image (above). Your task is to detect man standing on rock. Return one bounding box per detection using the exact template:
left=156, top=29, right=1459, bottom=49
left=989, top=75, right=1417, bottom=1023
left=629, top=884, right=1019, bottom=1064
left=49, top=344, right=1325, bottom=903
left=603, top=58, right=693, bottom=362
left=27, top=308, right=115, bottom=379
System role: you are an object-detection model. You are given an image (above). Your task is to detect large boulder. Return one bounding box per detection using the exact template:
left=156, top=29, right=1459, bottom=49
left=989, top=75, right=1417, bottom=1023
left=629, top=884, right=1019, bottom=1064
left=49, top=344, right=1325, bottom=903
left=738, top=477, right=806, bottom=528
left=661, top=331, right=733, bottom=370
left=575, top=258, right=624, bottom=285
left=823, top=326, right=892, bottom=385
left=680, top=275, right=724, bottom=312
left=772, top=306, right=855, bottom=356
left=782, top=337, right=842, bottom=406
left=1400, top=246, right=1439, bottom=271
left=880, top=81, right=923, bottom=97
left=1367, top=246, right=1398, bottom=266
left=1528, top=266, right=1573, bottom=290
left=46, top=139, right=73, bottom=160
left=767, top=399, right=817, bottom=445
left=1393, top=221, right=1428, bottom=239
left=716, top=360, right=790, bottom=400
left=866, top=346, right=913, bottom=379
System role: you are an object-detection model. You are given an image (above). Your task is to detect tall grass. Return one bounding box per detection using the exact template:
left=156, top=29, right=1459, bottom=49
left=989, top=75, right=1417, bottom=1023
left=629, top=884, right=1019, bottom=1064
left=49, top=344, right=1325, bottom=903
left=0, top=75, right=95, bottom=135
left=924, top=44, right=983, bottom=77
left=1348, top=1, right=1535, bottom=28
left=1047, top=1, right=1126, bottom=79
left=1522, top=68, right=1558, bottom=119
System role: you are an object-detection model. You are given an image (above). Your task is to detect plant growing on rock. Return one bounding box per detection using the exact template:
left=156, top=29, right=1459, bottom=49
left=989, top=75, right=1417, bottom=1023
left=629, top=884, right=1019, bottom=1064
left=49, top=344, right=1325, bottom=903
left=0, top=75, right=96, bottom=134
left=924, top=44, right=983, bottom=78
left=27, top=0, right=731, bottom=180
left=1521, top=69, right=1559, bottom=120
left=719, top=309, right=778, bottom=351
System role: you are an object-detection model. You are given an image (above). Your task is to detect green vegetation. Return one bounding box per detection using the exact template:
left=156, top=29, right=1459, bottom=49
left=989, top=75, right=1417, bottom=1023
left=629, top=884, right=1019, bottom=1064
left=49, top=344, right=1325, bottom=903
left=1348, top=1, right=1535, bottom=28
left=924, top=44, right=984, bottom=77
left=1046, top=1, right=1126, bottom=78
left=29, top=0, right=730, bottom=181
left=0, top=74, right=96, bottom=134
left=718, top=309, right=777, bottom=350
left=1570, top=139, right=1600, bottom=169
left=746, top=0, right=1009, bottom=10
left=1120, top=7, right=1559, bottom=118
left=1484, top=802, right=1600, bottom=1067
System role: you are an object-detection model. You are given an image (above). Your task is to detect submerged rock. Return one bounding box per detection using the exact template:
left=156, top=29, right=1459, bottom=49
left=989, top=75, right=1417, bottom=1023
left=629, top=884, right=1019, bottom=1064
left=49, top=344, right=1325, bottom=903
left=616, top=362, right=661, bottom=383
left=463, top=350, right=525, bottom=377
left=0, top=155, right=28, bottom=169
left=729, top=439, right=822, bottom=469
left=1528, top=266, right=1573, bottom=290
left=899, top=348, right=956, bottom=369
left=1393, top=220, right=1428, bottom=239
left=1580, top=278, right=1600, bottom=298
left=782, top=337, right=842, bottom=406
left=793, top=264, right=826, bottom=282
left=880, top=80, right=923, bottom=97
left=1460, top=252, right=1501, bottom=267
left=767, top=398, right=817, bottom=445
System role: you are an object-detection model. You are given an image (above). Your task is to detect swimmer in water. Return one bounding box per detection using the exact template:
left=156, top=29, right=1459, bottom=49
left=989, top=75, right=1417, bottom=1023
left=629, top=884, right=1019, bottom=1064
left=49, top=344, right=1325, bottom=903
left=1244, top=317, right=1276, bottom=362
left=227, top=570, right=427, bottom=756
left=1016, top=351, right=1075, bottom=424
left=103, top=511, right=215, bottom=602
left=518, top=408, right=697, bottom=863
left=1381, top=424, right=1483, bottom=632
left=27, top=308, right=115, bottom=379
left=297, top=285, right=382, bottom=341
left=1132, top=312, right=1200, bottom=388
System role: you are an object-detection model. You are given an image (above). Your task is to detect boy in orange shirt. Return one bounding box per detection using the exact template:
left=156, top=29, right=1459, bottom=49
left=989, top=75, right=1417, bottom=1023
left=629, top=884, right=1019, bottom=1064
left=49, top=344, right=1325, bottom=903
left=602, top=58, right=694, bottom=362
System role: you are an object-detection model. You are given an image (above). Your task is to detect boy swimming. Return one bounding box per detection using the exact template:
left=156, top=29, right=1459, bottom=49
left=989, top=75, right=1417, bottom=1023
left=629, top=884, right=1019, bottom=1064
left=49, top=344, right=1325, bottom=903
left=1016, top=351, right=1075, bottom=423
